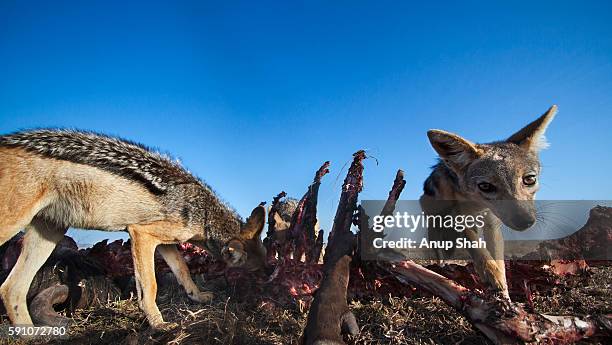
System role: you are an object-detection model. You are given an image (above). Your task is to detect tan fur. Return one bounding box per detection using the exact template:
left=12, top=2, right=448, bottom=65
left=222, top=206, right=267, bottom=271
left=0, top=146, right=261, bottom=330
left=421, top=106, right=557, bottom=299
left=0, top=147, right=164, bottom=231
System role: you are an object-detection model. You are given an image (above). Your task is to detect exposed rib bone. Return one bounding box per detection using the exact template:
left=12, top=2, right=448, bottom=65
left=302, top=152, right=365, bottom=345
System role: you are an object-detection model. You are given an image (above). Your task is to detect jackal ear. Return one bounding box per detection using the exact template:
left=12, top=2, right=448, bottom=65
left=271, top=211, right=291, bottom=231
left=507, top=105, right=557, bottom=152
left=241, top=204, right=266, bottom=240
left=427, top=130, right=483, bottom=169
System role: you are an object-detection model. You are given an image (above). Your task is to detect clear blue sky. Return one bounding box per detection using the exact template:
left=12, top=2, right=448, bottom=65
left=1, top=1, right=611, bottom=246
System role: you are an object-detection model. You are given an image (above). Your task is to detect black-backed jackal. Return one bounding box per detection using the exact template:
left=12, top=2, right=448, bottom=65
left=420, top=106, right=557, bottom=298
left=0, top=129, right=267, bottom=330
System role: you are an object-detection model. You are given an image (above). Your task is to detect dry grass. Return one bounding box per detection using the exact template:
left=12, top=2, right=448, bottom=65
left=1, top=265, right=610, bottom=345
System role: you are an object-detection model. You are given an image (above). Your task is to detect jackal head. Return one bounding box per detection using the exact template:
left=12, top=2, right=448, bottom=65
left=221, top=205, right=267, bottom=271
left=427, top=105, right=557, bottom=231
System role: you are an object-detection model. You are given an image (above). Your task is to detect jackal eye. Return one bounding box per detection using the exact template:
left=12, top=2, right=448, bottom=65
left=477, top=182, right=495, bottom=193
left=523, top=175, right=537, bottom=186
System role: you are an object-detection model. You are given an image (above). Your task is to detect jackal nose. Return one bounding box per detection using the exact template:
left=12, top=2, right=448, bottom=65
left=510, top=216, right=535, bottom=231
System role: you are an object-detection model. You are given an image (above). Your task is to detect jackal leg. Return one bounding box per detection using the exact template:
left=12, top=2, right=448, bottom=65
left=464, top=228, right=509, bottom=299
left=0, top=217, right=66, bottom=325
left=483, top=224, right=508, bottom=298
left=127, top=226, right=177, bottom=331
left=157, top=244, right=213, bottom=303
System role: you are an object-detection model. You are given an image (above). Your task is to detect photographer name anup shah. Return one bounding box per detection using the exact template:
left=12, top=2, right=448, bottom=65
left=372, top=237, right=487, bottom=250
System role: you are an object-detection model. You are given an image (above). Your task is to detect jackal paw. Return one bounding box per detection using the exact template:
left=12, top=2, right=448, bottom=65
left=189, top=291, right=214, bottom=303
left=151, top=321, right=179, bottom=332
left=482, top=261, right=510, bottom=299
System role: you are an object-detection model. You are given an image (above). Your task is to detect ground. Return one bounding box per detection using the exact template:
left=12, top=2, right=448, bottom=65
left=1, top=264, right=609, bottom=345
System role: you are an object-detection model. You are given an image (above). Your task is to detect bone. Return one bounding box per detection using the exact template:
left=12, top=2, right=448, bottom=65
left=380, top=169, right=406, bottom=217
left=264, top=161, right=330, bottom=264
left=325, top=151, right=365, bottom=255
left=302, top=151, right=364, bottom=345
left=303, top=161, right=330, bottom=263
left=380, top=259, right=608, bottom=344
left=264, top=191, right=288, bottom=261
left=288, top=161, right=330, bottom=262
